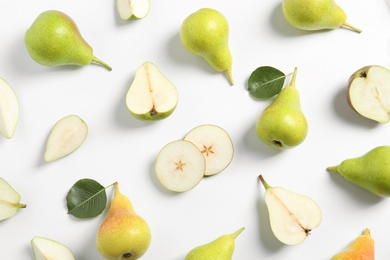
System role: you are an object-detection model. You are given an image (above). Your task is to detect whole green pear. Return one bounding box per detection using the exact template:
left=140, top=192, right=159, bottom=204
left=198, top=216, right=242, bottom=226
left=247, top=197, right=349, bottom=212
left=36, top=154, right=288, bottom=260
left=25, top=10, right=111, bottom=71
left=185, top=227, right=244, bottom=260
left=327, top=146, right=390, bottom=197
left=180, top=8, right=234, bottom=85
left=256, top=68, right=308, bottom=149
left=282, top=0, right=361, bottom=33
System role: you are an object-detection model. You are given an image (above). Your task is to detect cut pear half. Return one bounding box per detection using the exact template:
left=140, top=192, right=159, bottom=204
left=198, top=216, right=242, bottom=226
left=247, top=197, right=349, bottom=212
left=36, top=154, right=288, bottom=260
left=31, top=236, right=75, bottom=260
left=347, top=65, right=390, bottom=123
left=0, top=177, right=26, bottom=221
left=155, top=140, right=205, bottom=192
left=117, top=0, right=151, bottom=20
left=44, top=115, right=88, bottom=162
left=259, top=175, right=322, bottom=245
left=0, top=77, right=20, bottom=139
left=126, top=62, right=178, bottom=120
left=184, top=124, right=234, bottom=176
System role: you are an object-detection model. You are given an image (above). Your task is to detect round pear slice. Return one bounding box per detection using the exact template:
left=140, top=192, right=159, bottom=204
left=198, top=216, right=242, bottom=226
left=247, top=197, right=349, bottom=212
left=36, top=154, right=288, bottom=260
left=31, top=236, right=75, bottom=260
left=117, top=0, right=151, bottom=20
left=184, top=124, right=234, bottom=176
left=126, top=62, right=178, bottom=120
left=44, top=115, right=88, bottom=162
left=155, top=140, right=206, bottom=192
left=0, top=77, right=20, bottom=139
left=0, top=177, right=26, bottom=221
left=347, top=65, right=390, bottom=123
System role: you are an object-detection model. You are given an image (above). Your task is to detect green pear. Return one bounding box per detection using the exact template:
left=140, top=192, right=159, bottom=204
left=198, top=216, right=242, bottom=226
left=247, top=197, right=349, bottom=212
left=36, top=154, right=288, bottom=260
left=282, top=0, right=361, bottom=33
left=331, top=228, right=374, bottom=260
left=256, top=68, right=308, bottom=149
left=180, top=8, right=234, bottom=85
left=327, top=146, right=390, bottom=197
left=25, top=10, right=111, bottom=70
left=185, top=227, right=244, bottom=260
left=31, top=236, right=75, bottom=260
left=0, top=177, right=26, bottom=221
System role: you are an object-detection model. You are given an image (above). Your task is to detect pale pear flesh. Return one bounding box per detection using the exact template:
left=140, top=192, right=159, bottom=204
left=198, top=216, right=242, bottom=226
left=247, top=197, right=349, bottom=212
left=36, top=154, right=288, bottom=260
left=117, top=0, right=150, bottom=20
left=184, top=124, right=234, bottom=176
left=126, top=62, right=178, bottom=120
left=331, top=228, right=374, bottom=260
left=31, top=236, right=75, bottom=260
left=44, top=115, right=88, bottom=162
left=0, top=177, right=26, bottom=221
left=0, top=77, right=20, bottom=139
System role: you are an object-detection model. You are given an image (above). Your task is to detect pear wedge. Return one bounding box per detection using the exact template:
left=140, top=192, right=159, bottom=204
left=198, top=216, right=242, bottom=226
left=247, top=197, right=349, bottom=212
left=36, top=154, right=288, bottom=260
left=0, top=177, right=26, bottom=221
left=31, top=236, right=75, bottom=260
left=117, top=0, right=150, bottom=20
left=44, top=115, right=88, bottom=162
left=126, top=62, right=178, bottom=120
left=0, top=77, right=20, bottom=139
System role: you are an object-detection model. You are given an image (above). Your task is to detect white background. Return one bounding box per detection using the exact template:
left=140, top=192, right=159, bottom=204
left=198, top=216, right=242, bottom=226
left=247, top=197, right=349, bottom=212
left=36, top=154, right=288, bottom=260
left=1, top=0, right=390, bottom=259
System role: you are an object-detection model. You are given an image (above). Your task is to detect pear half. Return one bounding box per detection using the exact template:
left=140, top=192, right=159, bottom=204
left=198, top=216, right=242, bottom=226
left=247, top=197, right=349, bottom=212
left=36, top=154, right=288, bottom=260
left=0, top=77, right=20, bottom=139
left=0, top=177, right=26, bottom=221
left=126, top=62, right=178, bottom=120
left=117, top=0, right=150, bottom=20
left=155, top=140, right=205, bottom=192
left=44, top=115, right=88, bottom=162
left=259, top=175, right=322, bottom=245
left=347, top=65, right=390, bottom=123
left=184, top=124, right=234, bottom=176
left=31, top=236, right=75, bottom=260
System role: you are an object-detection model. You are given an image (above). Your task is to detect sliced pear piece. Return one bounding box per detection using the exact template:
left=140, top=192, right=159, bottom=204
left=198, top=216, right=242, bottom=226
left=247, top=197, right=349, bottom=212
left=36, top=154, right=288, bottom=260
left=31, top=236, right=75, bottom=260
left=0, top=177, right=26, bottom=221
left=117, top=0, right=151, bottom=20
left=259, top=175, right=322, bottom=245
left=155, top=140, right=206, bottom=192
left=44, top=115, right=88, bottom=162
left=0, top=77, right=20, bottom=139
left=184, top=124, right=234, bottom=176
left=126, top=62, right=178, bottom=120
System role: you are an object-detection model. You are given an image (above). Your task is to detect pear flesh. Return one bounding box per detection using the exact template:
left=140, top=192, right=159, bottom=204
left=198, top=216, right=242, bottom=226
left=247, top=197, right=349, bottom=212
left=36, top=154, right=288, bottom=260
left=327, top=145, right=390, bottom=197
left=347, top=65, right=390, bottom=123
left=31, top=236, right=75, bottom=260
left=0, top=77, right=20, bottom=139
left=180, top=8, right=234, bottom=85
left=44, top=115, right=88, bottom=162
left=256, top=68, right=308, bottom=149
left=25, top=10, right=111, bottom=71
left=259, top=175, right=322, bottom=245
left=331, top=228, right=374, bottom=260
left=126, top=62, right=178, bottom=120
left=282, top=0, right=361, bottom=33
left=117, top=0, right=150, bottom=20
left=0, top=177, right=26, bottom=221
left=185, top=227, right=244, bottom=260
left=96, top=182, right=151, bottom=260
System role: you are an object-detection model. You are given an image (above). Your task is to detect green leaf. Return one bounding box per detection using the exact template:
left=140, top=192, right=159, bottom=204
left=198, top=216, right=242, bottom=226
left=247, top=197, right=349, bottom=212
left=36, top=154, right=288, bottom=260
left=247, top=66, right=286, bottom=99
left=66, top=178, right=107, bottom=219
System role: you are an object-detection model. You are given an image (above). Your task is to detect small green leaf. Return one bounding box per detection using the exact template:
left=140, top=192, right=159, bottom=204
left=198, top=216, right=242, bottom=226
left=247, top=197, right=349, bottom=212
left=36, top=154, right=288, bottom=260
left=247, top=66, right=286, bottom=99
left=66, top=178, right=107, bottom=219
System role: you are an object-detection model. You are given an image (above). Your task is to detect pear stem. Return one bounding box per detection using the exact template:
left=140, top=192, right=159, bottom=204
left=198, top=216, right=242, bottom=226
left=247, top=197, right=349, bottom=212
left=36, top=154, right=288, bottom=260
left=258, top=175, right=271, bottom=190
left=225, top=68, right=234, bottom=86
left=363, top=228, right=371, bottom=236
left=326, top=166, right=339, bottom=173
left=92, top=56, right=112, bottom=71
left=342, top=22, right=362, bottom=34
left=231, top=227, right=245, bottom=239
left=289, top=67, right=298, bottom=88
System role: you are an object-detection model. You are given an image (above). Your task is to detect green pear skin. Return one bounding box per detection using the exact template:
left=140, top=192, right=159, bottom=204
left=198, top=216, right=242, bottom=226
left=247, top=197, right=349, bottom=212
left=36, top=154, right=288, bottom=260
left=256, top=68, right=308, bottom=150
left=25, top=10, right=111, bottom=70
left=327, top=146, right=390, bottom=197
left=180, top=8, right=234, bottom=85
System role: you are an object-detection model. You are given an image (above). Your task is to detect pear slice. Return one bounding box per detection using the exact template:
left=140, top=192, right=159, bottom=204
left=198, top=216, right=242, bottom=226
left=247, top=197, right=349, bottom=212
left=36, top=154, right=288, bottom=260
left=155, top=140, right=206, bottom=192
left=126, top=62, right=178, bottom=120
left=44, top=115, right=88, bottom=162
left=31, top=236, right=75, bottom=260
left=347, top=65, right=390, bottom=123
left=184, top=124, right=234, bottom=176
left=0, top=177, right=26, bottom=221
left=259, top=175, right=322, bottom=245
left=0, top=77, right=20, bottom=139
left=117, top=0, right=151, bottom=20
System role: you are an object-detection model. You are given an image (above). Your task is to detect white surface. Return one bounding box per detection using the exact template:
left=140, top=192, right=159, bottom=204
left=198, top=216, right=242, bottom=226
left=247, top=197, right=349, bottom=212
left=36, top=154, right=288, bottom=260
left=1, top=0, right=390, bottom=259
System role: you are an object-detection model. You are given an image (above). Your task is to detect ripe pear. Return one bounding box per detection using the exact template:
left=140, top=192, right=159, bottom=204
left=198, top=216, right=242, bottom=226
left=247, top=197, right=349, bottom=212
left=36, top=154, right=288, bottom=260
left=185, top=227, right=244, bottom=260
left=96, top=182, right=151, bottom=260
left=327, top=146, right=390, bottom=197
left=0, top=177, right=26, bottom=221
left=256, top=68, right=308, bottom=149
left=331, top=228, right=374, bottom=260
left=282, top=0, right=361, bottom=33
left=0, top=77, right=20, bottom=139
left=25, top=10, right=111, bottom=71
left=180, top=8, right=234, bottom=85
